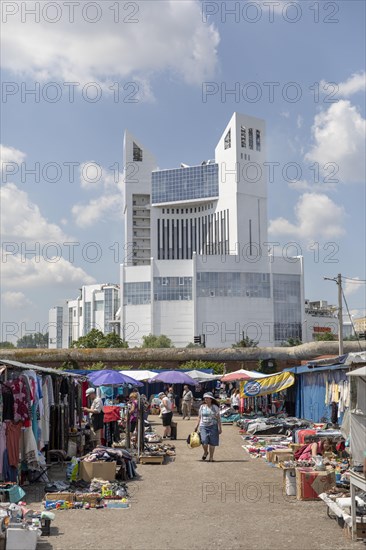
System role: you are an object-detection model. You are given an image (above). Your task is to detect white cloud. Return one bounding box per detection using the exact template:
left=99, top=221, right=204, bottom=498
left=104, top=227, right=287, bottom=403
left=280, top=111, right=290, bottom=118
left=1, top=1, right=220, bottom=89
left=0, top=144, right=26, bottom=175
left=288, top=179, right=337, bottom=193
left=305, top=100, right=365, bottom=184
left=73, top=165, right=124, bottom=227
left=1, top=291, right=32, bottom=309
left=269, top=192, right=346, bottom=240
left=343, top=278, right=365, bottom=297
left=0, top=183, right=71, bottom=243
left=2, top=255, right=96, bottom=289
left=297, top=115, right=303, bottom=129
left=321, top=72, right=366, bottom=98
left=72, top=193, right=123, bottom=228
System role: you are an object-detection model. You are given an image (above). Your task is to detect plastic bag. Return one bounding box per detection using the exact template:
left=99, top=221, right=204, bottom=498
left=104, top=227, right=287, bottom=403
left=187, top=431, right=201, bottom=448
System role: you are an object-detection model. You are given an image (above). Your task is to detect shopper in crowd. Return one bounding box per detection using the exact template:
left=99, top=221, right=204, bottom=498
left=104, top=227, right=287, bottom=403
left=195, top=392, right=222, bottom=462
left=167, top=386, right=175, bottom=411
left=140, top=394, right=150, bottom=421
left=230, top=389, right=240, bottom=411
left=295, top=437, right=335, bottom=461
left=158, top=392, right=173, bottom=439
left=128, top=392, right=139, bottom=434
left=182, top=385, right=193, bottom=420
left=83, top=388, right=104, bottom=446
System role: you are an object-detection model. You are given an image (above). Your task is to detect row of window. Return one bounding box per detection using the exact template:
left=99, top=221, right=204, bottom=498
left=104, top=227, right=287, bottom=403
left=224, top=127, right=261, bottom=152
left=124, top=273, right=270, bottom=304
left=197, top=272, right=270, bottom=298
left=161, top=203, right=214, bottom=215
left=152, top=164, right=219, bottom=204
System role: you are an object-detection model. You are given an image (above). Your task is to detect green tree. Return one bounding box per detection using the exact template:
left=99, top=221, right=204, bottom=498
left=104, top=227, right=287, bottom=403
left=257, top=359, right=277, bottom=374
left=71, top=329, right=128, bottom=348
left=232, top=336, right=259, bottom=348
left=141, top=334, right=174, bottom=348
left=0, top=341, right=15, bottom=349
left=17, top=332, right=49, bottom=348
left=314, top=332, right=336, bottom=341
left=281, top=337, right=303, bottom=347
left=180, top=360, right=225, bottom=375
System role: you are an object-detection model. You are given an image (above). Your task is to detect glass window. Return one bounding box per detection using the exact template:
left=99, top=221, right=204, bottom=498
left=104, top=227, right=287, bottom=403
left=224, top=129, right=231, bottom=150
left=241, top=126, right=246, bottom=148
left=256, top=130, right=261, bottom=151
left=133, top=142, right=143, bottom=162
left=249, top=129, right=253, bottom=150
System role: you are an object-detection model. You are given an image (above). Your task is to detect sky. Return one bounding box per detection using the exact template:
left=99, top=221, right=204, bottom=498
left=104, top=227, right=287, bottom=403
left=1, top=0, right=365, bottom=344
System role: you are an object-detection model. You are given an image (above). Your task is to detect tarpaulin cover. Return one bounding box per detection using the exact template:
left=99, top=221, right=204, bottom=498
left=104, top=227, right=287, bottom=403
left=295, top=369, right=348, bottom=422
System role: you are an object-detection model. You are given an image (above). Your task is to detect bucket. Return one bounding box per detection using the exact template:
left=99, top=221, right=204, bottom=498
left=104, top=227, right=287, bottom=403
left=285, top=469, right=297, bottom=496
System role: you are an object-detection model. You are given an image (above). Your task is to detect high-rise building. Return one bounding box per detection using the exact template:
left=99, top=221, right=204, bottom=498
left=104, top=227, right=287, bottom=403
left=48, top=284, right=120, bottom=348
left=120, top=112, right=305, bottom=347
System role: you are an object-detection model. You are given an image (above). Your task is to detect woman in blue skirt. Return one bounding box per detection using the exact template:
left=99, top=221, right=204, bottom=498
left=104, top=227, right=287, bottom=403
left=195, top=392, right=222, bottom=462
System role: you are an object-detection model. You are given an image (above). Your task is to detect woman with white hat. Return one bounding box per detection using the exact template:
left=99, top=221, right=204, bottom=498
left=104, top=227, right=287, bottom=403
left=195, top=392, right=222, bottom=462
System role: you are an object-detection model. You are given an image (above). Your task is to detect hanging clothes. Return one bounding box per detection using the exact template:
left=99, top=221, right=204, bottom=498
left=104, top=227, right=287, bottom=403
left=6, top=421, right=22, bottom=467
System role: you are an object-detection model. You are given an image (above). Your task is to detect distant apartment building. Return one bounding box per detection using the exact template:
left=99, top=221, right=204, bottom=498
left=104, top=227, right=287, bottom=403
left=48, top=284, right=120, bottom=348
left=303, top=299, right=338, bottom=341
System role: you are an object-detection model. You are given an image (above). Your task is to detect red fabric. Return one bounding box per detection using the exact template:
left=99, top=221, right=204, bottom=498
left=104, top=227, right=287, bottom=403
left=6, top=421, right=22, bottom=467
left=297, top=429, right=316, bottom=444
left=103, top=406, right=120, bottom=423
left=82, top=381, right=89, bottom=407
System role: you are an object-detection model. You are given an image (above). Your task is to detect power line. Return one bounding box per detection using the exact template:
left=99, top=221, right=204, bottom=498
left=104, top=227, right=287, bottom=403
left=341, top=276, right=366, bottom=283
left=341, top=287, right=363, bottom=351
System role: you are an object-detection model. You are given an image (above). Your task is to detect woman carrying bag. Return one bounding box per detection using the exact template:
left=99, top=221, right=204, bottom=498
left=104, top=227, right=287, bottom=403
left=195, top=392, right=222, bottom=462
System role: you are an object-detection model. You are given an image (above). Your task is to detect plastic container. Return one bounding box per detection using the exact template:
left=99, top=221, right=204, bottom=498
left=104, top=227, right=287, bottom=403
left=284, top=469, right=297, bottom=496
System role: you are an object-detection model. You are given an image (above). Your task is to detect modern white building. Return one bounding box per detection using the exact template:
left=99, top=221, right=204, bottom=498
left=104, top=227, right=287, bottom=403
left=48, top=284, right=120, bottom=348
left=120, top=112, right=306, bottom=347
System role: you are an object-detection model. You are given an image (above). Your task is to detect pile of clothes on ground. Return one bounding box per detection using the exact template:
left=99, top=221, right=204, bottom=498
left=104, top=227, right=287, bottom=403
left=237, top=415, right=313, bottom=435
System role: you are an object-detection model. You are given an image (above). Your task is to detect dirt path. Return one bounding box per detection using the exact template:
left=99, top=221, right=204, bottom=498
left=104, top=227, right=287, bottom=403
left=33, top=416, right=364, bottom=550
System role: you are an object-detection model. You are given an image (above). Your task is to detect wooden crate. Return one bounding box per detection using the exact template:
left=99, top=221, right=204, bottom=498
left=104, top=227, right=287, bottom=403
left=272, top=449, right=294, bottom=463
left=139, top=455, right=164, bottom=464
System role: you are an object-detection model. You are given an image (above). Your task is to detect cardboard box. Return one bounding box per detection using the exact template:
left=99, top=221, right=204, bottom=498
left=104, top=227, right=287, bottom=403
left=296, top=468, right=335, bottom=500
left=272, top=449, right=294, bottom=463
left=44, top=492, right=75, bottom=502
left=79, top=461, right=117, bottom=482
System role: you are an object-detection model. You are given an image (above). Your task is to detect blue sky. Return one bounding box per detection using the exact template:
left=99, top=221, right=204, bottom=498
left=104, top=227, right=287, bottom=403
left=1, top=0, right=365, bottom=343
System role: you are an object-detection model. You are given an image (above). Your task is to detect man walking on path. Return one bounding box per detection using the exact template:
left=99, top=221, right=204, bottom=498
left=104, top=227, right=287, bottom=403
left=182, top=385, right=193, bottom=419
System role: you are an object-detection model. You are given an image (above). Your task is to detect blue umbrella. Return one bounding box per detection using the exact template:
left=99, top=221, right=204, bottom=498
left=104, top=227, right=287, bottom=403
left=149, top=371, right=198, bottom=385
left=88, top=369, right=143, bottom=387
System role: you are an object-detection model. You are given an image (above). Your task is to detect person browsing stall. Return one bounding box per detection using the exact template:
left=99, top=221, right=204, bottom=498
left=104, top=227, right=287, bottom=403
left=195, top=392, right=222, bottom=462
left=83, top=388, right=104, bottom=446
left=159, top=392, right=173, bottom=439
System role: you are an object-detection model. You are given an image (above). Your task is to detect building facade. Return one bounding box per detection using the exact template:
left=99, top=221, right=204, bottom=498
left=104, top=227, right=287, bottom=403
left=48, top=284, right=120, bottom=348
left=120, top=113, right=306, bottom=348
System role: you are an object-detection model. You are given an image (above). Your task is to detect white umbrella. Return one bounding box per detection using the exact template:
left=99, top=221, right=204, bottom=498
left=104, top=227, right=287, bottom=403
left=119, top=370, right=157, bottom=381
left=186, top=370, right=223, bottom=382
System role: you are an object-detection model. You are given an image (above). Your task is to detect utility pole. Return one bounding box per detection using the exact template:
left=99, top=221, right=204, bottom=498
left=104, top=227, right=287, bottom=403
left=337, top=273, right=344, bottom=356
left=324, top=274, right=344, bottom=356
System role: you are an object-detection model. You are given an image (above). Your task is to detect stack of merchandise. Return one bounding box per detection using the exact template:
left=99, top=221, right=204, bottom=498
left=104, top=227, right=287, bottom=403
left=43, top=477, right=131, bottom=510
left=241, top=434, right=292, bottom=461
